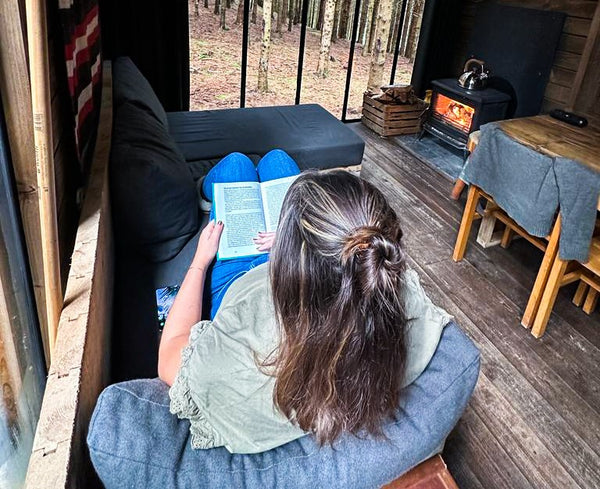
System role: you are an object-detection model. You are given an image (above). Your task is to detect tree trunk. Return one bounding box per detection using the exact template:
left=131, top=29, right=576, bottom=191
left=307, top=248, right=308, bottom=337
left=195, top=0, right=200, bottom=16
left=204, top=0, right=209, bottom=9
left=214, top=0, right=220, bottom=15
left=317, top=0, right=326, bottom=30
left=358, top=0, right=370, bottom=46
left=227, top=0, right=231, bottom=8
left=362, top=0, right=378, bottom=55
left=387, top=0, right=397, bottom=53
left=405, top=0, right=424, bottom=61
left=316, top=0, right=336, bottom=76
left=338, top=0, right=350, bottom=39
left=220, top=0, right=227, bottom=28
left=331, top=0, right=341, bottom=42
left=258, top=0, right=272, bottom=91
left=367, top=0, right=392, bottom=93
left=236, top=0, right=245, bottom=23
left=281, top=0, right=289, bottom=33
left=294, top=0, right=300, bottom=24
left=276, top=0, right=284, bottom=35
left=252, top=0, right=257, bottom=23
left=288, top=0, right=294, bottom=30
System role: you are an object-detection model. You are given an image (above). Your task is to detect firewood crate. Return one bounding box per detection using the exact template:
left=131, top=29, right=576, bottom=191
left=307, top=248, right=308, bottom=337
left=361, top=93, right=428, bottom=137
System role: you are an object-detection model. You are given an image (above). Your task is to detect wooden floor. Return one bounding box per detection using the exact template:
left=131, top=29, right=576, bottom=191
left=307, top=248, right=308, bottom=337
left=352, top=123, right=600, bottom=489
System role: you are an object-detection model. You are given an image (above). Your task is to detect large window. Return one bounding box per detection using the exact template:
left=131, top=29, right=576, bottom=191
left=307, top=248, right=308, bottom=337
left=0, top=101, right=46, bottom=489
left=188, top=0, right=425, bottom=118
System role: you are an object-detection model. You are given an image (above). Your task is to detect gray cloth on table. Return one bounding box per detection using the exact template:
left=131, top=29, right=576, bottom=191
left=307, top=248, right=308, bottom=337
left=462, top=122, right=600, bottom=262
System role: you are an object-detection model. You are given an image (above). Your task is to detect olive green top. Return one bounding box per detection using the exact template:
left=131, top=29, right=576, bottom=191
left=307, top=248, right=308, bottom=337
left=169, top=262, right=452, bottom=454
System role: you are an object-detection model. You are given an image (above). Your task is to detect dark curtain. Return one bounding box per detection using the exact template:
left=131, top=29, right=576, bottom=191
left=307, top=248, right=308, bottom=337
left=99, top=0, right=190, bottom=111
left=411, top=0, right=464, bottom=98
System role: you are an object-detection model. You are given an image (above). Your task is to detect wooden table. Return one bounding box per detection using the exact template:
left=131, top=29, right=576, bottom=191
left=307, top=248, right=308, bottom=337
left=453, top=115, right=600, bottom=337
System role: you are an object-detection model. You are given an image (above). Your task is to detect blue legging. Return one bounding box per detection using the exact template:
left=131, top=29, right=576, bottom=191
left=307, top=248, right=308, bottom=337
left=203, top=149, right=300, bottom=319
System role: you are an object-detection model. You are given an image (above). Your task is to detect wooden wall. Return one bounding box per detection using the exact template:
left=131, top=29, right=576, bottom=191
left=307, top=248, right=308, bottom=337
left=453, top=0, right=600, bottom=117
left=0, top=0, right=81, bottom=362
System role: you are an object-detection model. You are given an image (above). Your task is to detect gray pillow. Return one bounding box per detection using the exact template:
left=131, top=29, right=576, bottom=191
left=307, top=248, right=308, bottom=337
left=113, top=57, right=169, bottom=128
left=88, top=322, right=480, bottom=488
left=110, top=101, right=199, bottom=262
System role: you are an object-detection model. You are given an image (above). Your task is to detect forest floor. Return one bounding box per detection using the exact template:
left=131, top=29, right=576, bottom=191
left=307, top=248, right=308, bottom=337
left=189, top=0, right=414, bottom=117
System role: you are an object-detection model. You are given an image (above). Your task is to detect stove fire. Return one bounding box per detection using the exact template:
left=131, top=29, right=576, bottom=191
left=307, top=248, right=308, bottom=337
left=432, top=94, right=474, bottom=134
left=420, top=78, right=511, bottom=150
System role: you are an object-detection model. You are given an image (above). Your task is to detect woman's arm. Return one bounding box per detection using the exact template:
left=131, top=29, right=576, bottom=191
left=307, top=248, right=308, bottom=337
left=158, top=220, right=224, bottom=386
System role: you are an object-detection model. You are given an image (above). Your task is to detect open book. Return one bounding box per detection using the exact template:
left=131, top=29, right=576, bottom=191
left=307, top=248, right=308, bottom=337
left=213, top=175, right=298, bottom=260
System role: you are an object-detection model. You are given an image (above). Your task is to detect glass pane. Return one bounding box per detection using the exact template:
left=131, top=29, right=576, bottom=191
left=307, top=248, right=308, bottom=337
left=298, top=0, right=356, bottom=117
left=189, top=0, right=244, bottom=109
left=0, top=104, right=46, bottom=488
left=244, top=0, right=301, bottom=107
left=345, top=0, right=424, bottom=120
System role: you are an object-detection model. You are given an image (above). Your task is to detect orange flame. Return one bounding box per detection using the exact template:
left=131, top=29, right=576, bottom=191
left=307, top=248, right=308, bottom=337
left=433, top=94, right=475, bottom=133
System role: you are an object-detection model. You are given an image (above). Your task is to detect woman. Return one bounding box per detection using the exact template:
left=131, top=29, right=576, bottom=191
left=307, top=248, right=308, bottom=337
left=158, top=151, right=451, bottom=454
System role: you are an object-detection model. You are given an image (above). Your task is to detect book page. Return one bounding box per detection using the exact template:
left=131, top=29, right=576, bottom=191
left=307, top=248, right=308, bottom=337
left=260, top=175, right=299, bottom=232
left=213, top=181, right=267, bottom=260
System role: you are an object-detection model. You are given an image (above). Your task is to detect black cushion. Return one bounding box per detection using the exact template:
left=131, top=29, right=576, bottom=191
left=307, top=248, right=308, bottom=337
left=110, top=101, right=199, bottom=262
left=166, top=104, right=365, bottom=170
left=112, top=57, right=169, bottom=128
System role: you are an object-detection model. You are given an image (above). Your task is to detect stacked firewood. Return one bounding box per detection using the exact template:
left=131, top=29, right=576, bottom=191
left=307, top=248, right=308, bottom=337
left=362, top=84, right=428, bottom=137
left=370, top=84, right=418, bottom=105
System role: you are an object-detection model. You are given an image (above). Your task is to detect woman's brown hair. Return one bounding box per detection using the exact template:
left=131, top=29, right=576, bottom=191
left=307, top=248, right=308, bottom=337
left=268, top=169, right=408, bottom=444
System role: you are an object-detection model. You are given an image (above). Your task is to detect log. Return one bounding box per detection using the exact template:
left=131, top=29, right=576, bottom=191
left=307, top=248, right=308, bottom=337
left=25, top=0, right=62, bottom=362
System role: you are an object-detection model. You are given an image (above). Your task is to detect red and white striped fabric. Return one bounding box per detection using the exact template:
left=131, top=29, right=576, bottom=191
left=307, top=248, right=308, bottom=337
left=58, top=0, right=102, bottom=164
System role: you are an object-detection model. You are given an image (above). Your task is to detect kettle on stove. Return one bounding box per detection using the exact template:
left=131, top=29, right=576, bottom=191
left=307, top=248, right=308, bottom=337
left=458, top=58, right=489, bottom=90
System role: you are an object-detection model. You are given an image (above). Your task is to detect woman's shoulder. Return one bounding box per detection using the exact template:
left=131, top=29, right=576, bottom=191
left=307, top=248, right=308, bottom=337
left=401, top=268, right=453, bottom=387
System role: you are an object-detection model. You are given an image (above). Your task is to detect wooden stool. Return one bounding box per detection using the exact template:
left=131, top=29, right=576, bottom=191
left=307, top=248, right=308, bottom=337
left=533, top=237, right=600, bottom=336
left=383, top=455, right=459, bottom=489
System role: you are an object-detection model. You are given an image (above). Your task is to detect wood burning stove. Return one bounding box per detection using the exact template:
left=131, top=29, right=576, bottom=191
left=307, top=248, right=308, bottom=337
left=421, top=78, right=511, bottom=150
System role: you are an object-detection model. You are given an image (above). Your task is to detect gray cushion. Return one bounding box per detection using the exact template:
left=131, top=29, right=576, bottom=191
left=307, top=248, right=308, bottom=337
left=110, top=101, right=199, bottom=262
left=166, top=105, right=365, bottom=170
left=89, top=322, right=480, bottom=489
left=113, top=57, right=169, bottom=128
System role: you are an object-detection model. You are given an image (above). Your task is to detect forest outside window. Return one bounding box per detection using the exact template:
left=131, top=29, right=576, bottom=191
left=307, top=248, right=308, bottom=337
left=188, top=0, right=425, bottom=119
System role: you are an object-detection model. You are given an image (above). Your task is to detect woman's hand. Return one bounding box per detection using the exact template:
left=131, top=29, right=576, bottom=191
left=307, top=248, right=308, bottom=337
left=192, top=220, right=224, bottom=269
left=253, top=231, right=276, bottom=252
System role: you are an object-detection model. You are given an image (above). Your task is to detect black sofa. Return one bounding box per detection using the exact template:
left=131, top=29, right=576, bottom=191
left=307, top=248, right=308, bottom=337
left=109, top=57, right=365, bottom=381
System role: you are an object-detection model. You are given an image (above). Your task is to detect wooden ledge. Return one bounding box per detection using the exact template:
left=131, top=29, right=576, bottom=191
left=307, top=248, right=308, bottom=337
left=24, top=61, right=113, bottom=488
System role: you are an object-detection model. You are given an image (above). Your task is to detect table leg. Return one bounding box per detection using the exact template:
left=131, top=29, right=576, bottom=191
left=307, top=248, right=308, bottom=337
left=573, top=281, right=588, bottom=307
left=450, top=179, right=466, bottom=200
left=521, top=215, right=562, bottom=329
left=453, top=185, right=480, bottom=262
left=583, top=289, right=599, bottom=315
left=531, top=253, right=568, bottom=338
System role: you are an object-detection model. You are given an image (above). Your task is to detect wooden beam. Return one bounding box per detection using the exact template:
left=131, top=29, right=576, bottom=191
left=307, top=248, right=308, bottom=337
left=0, top=0, right=51, bottom=364
left=25, top=0, right=62, bottom=362
left=568, top=0, right=600, bottom=110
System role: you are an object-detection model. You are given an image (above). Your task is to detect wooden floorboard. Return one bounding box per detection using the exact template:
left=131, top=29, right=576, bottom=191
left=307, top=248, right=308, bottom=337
left=351, top=124, right=600, bottom=489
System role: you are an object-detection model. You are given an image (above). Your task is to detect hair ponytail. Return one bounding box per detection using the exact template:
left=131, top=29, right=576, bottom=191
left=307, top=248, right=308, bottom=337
left=268, top=170, right=409, bottom=444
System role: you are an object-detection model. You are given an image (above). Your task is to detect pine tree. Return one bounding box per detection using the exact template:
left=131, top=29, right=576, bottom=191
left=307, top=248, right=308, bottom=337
left=258, top=0, right=273, bottom=91
left=236, top=0, right=245, bottom=24
left=358, top=0, right=370, bottom=46
left=331, top=0, right=341, bottom=43
left=316, top=0, right=336, bottom=77
left=220, top=0, right=227, bottom=29
left=367, top=0, right=392, bottom=92
left=338, top=0, right=350, bottom=40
